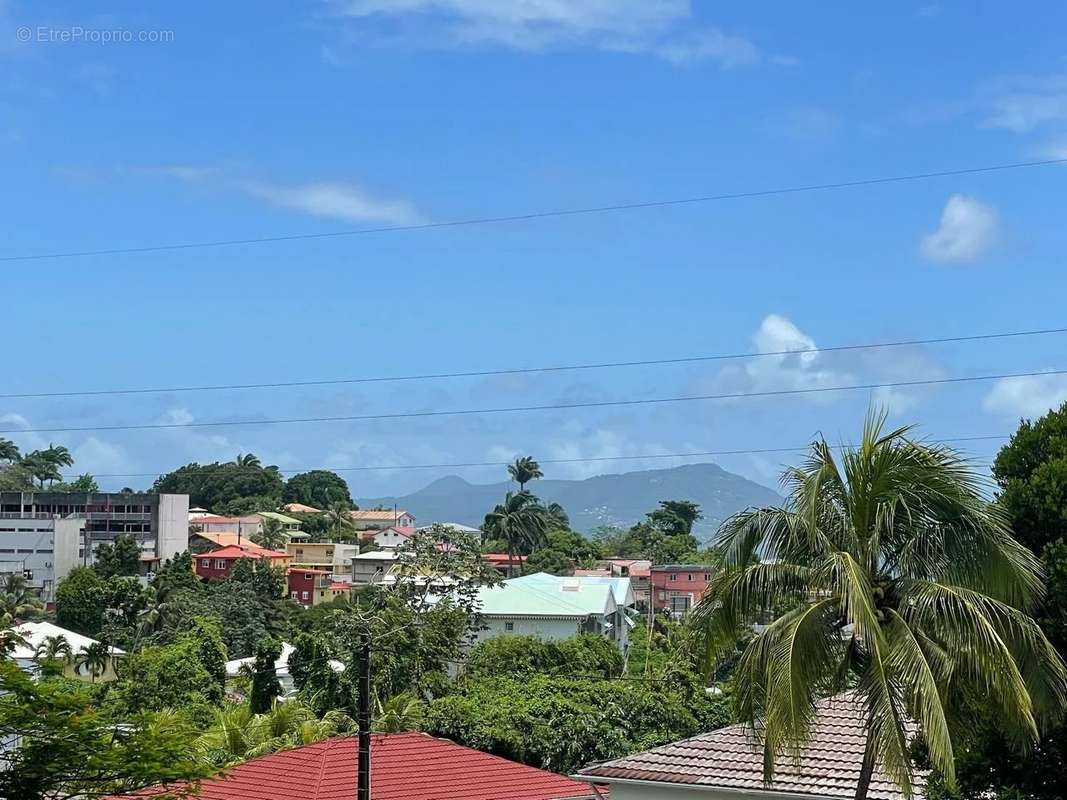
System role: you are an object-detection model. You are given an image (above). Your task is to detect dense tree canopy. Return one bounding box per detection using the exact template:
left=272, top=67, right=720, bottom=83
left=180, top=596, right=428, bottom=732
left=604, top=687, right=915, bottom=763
left=283, top=470, right=353, bottom=508
left=152, top=458, right=286, bottom=514
left=93, top=534, right=141, bottom=578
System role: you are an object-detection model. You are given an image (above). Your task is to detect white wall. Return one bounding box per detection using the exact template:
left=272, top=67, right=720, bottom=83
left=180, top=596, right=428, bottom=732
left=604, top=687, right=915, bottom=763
left=474, top=616, right=583, bottom=644
left=156, top=494, right=190, bottom=560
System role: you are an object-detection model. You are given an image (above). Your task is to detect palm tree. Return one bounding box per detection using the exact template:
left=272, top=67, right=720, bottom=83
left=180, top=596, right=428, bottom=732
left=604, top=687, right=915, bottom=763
left=507, top=456, right=543, bottom=491
left=546, top=502, right=570, bottom=529
left=253, top=517, right=288, bottom=551
left=483, top=491, right=549, bottom=577
left=235, top=453, right=261, bottom=469
left=75, top=641, right=111, bottom=683
left=0, top=439, right=19, bottom=463
left=34, top=634, right=73, bottom=664
left=693, top=412, right=1067, bottom=800
left=0, top=627, right=27, bottom=659
left=324, top=501, right=355, bottom=542
left=0, top=572, right=42, bottom=624
left=197, top=702, right=354, bottom=767
left=373, top=692, right=424, bottom=732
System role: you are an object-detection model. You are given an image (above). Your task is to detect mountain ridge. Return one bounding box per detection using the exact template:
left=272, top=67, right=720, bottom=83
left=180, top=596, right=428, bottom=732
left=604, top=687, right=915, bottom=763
left=358, top=462, right=782, bottom=541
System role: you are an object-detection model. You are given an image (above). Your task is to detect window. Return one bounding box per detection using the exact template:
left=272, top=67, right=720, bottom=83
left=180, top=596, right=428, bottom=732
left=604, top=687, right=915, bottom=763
left=305, top=573, right=313, bottom=581
left=669, top=573, right=677, bottom=581
left=215, top=559, right=226, bottom=569
left=504, top=621, right=514, bottom=632
left=301, top=591, right=309, bottom=600
left=687, top=574, right=693, bottom=581
left=290, top=591, right=298, bottom=599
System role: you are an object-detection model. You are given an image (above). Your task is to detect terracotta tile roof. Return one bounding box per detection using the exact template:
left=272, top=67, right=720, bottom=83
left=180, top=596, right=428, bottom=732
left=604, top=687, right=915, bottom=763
left=202, top=545, right=289, bottom=560
left=116, top=732, right=600, bottom=800
left=482, top=553, right=527, bottom=564
left=194, top=532, right=264, bottom=549
left=577, top=693, right=924, bottom=800
left=281, top=502, right=321, bottom=513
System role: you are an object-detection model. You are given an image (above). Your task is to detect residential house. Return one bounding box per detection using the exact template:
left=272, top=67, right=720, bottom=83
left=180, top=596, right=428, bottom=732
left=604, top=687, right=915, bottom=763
left=364, top=525, right=416, bottom=550
left=190, top=531, right=266, bottom=552
left=417, top=521, right=481, bottom=535
left=188, top=506, right=213, bottom=520
left=605, top=559, right=651, bottom=607
left=115, top=731, right=600, bottom=800
left=351, top=550, right=398, bottom=585
left=577, top=692, right=924, bottom=800
left=12, top=621, right=125, bottom=682
left=473, top=571, right=633, bottom=653
left=192, top=514, right=263, bottom=538
left=650, top=564, right=713, bottom=618
left=224, top=641, right=343, bottom=697
left=350, top=508, right=416, bottom=531
left=253, top=511, right=304, bottom=531
left=286, top=567, right=349, bottom=606
left=194, top=544, right=291, bottom=580
left=286, top=541, right=357, bottom=575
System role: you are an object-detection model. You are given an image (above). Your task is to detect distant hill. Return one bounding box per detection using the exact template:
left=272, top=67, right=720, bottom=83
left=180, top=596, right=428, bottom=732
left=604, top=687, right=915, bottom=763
left=358, top=463, right=782, bottom=542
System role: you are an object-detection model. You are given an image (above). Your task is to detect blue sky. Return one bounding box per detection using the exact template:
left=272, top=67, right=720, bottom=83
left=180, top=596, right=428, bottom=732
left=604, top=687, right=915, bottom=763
left=2, top=1, right=1066, bottom=498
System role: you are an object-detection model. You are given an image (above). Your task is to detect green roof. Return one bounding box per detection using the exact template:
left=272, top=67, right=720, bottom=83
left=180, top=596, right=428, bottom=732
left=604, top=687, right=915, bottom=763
left=476, top=572, right=616, bottom=617
left=257, top=511, right=302, bottom=525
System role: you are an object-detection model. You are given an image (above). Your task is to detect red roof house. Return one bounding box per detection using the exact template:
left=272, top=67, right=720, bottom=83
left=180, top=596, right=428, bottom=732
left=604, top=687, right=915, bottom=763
left=194, top=544, right=291, bottom=580
left=115, top=732, right=602, bottom=800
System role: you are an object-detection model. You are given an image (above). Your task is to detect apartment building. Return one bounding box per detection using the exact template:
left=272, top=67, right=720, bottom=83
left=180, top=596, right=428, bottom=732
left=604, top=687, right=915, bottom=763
left=650, top=564, right=714, bottom=617
left=0, top=491, right=189, bottom=602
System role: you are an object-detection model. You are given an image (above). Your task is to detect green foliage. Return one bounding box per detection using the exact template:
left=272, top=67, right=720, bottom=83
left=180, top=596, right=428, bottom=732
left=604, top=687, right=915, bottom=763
left=695, top=411, right=1067, bottom=798
left=466, top=634, right=623, bottom=679
left=186, top=616, right=228, bottom=705
left=105, top=630, right=219, bottom=716
left=1, top=571, right=43, bottom=623
left=0, top=661, right=215, bottom=800
left=197, top=701, right=355, bottom=767
left=525, top=528, right=602, bottom=575
left=284, top=470, right=353, bottom=508
left=93, top=534, right=142, bottom=578
left=48, top=473, right=101, bottom=493
left=152, top=458, right=285, bottom=513
left=249, top=640, right=283, bottom=713
left=424, top=673, right=729, bottom=774
left=289, top=633, right=347, bottom=715
left=55, top=567, right=108, bottom=636
left=507, top=456, right=543, bottom=490
left=992, top=401, right=1067, bottom=554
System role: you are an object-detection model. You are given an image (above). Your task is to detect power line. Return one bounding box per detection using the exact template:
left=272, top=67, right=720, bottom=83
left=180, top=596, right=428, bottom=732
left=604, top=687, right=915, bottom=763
left=3, top=325, right=1064, bottom=400
left=3, top=157, right=1065, bottom=263
left=62, top=433, right=1007, bottom=479
left=6, top=367, right=1064, bottom=435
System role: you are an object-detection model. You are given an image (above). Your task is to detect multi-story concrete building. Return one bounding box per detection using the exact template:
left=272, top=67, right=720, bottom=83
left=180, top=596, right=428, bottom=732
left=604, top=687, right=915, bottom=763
left=650, top=564, right=714, bottom=617
left=0, top=491, right=189, bottom=602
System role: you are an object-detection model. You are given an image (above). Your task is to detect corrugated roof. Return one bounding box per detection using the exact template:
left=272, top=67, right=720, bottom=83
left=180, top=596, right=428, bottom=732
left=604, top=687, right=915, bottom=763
left=201, top=545, right=288, bottom=560
left=256, top=511, right=302, bottom=525
left=351, top=509, right=411, bottom=520
left=112, top=732, right=599, bottom=800
left=578, top=693, right=924, bottom=800
left=510, top=572, right=634, bottom=609
left=477, top=573, right=617, bottom=618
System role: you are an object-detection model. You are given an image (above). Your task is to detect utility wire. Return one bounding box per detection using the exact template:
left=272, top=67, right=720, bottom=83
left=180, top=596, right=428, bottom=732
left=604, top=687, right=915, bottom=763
left=3, top=325, right=1064, bottom=400
left=8, top=367, right=1064, bottom=435
left=62, top=433, right=1007, bottom=479
left=3, top=157, right=1065, bottom=263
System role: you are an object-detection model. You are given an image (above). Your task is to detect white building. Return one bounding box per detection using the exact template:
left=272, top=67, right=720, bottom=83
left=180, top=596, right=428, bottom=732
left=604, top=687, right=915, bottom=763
left=0, top=491, right=189, bottom=602
left=12, top=621, right=125, bottom=682
left=351, top=550, right=398, bottom=585
left=366, top=525, right=416, bottom=550
left=472, top=572, right=635, bottom=653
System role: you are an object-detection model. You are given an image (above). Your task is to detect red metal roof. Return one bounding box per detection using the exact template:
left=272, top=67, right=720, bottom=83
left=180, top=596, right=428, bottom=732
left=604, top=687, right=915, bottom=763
left=115, top=732, right=600, bottom=800
left=201, top=545, right=288, bottom=560
left=481, top=553, right=527, bottom=564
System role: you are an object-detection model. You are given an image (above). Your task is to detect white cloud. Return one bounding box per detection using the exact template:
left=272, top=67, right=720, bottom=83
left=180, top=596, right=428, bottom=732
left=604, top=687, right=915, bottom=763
left=328, top=0, right=761, bottom=67
left=981, top=73, right=1067, bottom=132
left=741, top=314, right=852, bottom=395
left=919, top=194, right=998, bottom=264
left=153, top=166, right=422, bottom=226
left=983, top=371, right=1067, bottom=418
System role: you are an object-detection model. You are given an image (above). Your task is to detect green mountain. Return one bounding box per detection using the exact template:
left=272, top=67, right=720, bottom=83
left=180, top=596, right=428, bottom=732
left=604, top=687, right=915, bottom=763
left=359, top=462, right=781, bottom=542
